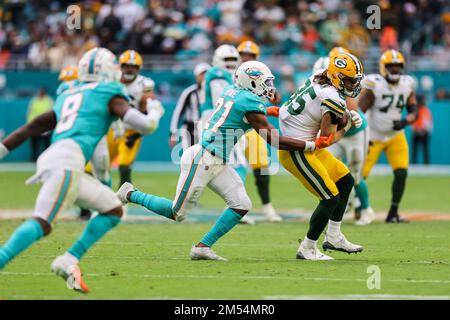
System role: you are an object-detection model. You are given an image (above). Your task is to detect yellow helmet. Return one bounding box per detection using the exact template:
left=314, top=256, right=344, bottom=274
left=328, top=46, right=350, bottom=58
left=119, top=50, right=143, bottom=68
left=58, top=66, right=78, bottom=82
left=327, top=52, right=364, bottom=98
left=237, top=41, right=260, bottom=59
left=379, top=49, right=405, bottom=82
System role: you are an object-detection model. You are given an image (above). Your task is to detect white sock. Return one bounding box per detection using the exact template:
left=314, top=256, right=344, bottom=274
left=301, top=236, right=317, bottom=249
left=327, top=220, right=341, bottom=237
left=63, top=251, right=79, bottom=265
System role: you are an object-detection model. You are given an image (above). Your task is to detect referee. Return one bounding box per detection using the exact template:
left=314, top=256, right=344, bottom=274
left=169, top=63, right=211, bottom=150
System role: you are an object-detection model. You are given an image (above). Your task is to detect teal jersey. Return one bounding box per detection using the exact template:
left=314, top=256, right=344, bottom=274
left=52, top=81, right=130, bottom=161
left=345, top=109, right=368, bottom=137
left=201, top=85, right=267, bottom=161
left=56, top=80, right=80, bottom=95
left=200, top=66, right=233, bottom=114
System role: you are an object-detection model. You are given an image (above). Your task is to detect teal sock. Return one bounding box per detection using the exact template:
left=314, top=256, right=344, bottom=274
left=234, top=166, right=247, bottom=184
left=101, top=178, right=112, bottom=188
left=68, top=214, right=120, bottom=260
left=0, top=219, right=44, bottom=269
left=200, top=208, right=243, bottom=247
left=355, top=179, right=370, bottom=209
left=130, top=190, right=174, bottom=220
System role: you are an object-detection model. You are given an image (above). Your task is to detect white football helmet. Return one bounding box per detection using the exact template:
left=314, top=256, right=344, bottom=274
left=212, top=44, right=240, bottom=73
left=235, top=60, right=275, bottom=98
left=78, top=47, right=121, bottom=83
left=312, top=56, right=330, bottom=74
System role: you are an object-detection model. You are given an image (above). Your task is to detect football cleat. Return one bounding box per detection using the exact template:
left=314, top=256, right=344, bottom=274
left=190, top=245, right=227, bottom=261
left=117, top=182, right=136, bottom=204
left=322, top=233, right=363, bottom=254
left=239, top=215, right=255, bottom=225
left=262, top=203, right=283, bottom=222
left=385, top=215, right=409, bottom=223
left=296, top=242, right=334, bottom=261
left=51, top=254, right=90, bottom=294
left=355, top=207, right=375, bottom=226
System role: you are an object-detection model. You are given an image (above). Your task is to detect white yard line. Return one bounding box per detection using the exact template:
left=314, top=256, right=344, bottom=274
left=1, top=271, right=449, bottom=285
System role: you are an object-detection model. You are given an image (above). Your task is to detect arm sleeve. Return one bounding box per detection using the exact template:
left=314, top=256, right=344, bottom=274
left=320, top=98, right=346, bottom=118
left=122, top=108, right=158, bottom=135
left=243, top=94, right=267, bottom=115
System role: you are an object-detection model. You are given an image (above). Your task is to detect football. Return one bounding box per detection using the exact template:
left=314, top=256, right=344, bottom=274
left=337, top=111, right=349, bottom=130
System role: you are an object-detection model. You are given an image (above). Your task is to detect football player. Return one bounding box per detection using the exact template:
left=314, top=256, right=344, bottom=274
left=108, top=50, right=164, bottom=188
left=0, top=48, right=163, bottom=292
left=313, top=47, right=375, bottom=225
left=237, top=40, right=282, bottom=222
left=279, top=52, right=364, bottom=260
left=359, top=50, right=418, bottom=223
left=117, top=61, right=331, bottom=261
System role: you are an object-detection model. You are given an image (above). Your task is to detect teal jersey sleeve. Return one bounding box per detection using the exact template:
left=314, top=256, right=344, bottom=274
left=345, top=109, right=368, bottom=137
left=241, top=93, right=267, bottom=115
left=56, top=80, right=79, bottom=95
left=51, top=81, right=125, bottom=162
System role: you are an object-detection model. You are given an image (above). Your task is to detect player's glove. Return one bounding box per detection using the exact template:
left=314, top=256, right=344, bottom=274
left=125, top=133, right=142, bottom=148
left=266, top=106, right=280, bottom=117
left=314, top=134, right=334, bottom=150
left=0, top=143, right=9, bottom=159
left=349, top=110, right=362, bottom=128
left=393, top=119, right=408, bottom=130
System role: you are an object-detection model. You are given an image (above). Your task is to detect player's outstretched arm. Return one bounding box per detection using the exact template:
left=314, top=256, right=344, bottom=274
left=109, top=96, right=163, bottom=135
left=358, top=88, right=375, bottom=113
left=0, top=111, right=56, bottom=158
left=246, top=112, right=330, bottom=151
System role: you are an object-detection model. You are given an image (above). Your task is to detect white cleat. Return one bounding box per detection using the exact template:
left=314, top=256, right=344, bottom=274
left=355, top=207, right=375, bottom=226
left=239, top=215, right=255, bottom=225
left=262, top=203, right=283, bottom=222
left=51, top=253, right=90, bottom=293
left=322, top=233, right=363, bottom=254
left=296, top=242, right=334, bottom=261
left=117, top=182, right=136, bottom=204
left=190, top=245, right=227, bottom=261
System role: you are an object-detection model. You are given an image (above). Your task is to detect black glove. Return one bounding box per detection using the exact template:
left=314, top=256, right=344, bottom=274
left=125, top=133, right=142, bottom=148
left=393, top=119, right=408, bottom=131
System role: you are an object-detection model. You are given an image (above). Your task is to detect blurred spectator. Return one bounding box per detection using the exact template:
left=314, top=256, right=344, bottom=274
left=412, top=96, right=433, bottom=165
left=27, top=87, right=53, bottom=161
left=379, top=25, right=399, bottom=52
left=339, top=12, right=370, bottom=57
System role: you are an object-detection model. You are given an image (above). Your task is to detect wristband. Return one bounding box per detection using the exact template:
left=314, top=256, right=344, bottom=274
left=0, top=143, right=9, bottom=159
left=305, top=141, right=316, bottom=152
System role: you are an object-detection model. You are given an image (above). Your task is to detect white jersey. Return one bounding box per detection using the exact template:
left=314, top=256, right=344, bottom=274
left=279, top=72, right=347, bottom=141
left=362, top=74, right=415, bottom=141
left=123, top=74, right=155, bottom=129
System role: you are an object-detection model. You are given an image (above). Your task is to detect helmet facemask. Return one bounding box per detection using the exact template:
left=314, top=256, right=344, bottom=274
left=121, top=64, right=140, bottom=83
left=338, top=73, right=364, bottom=98
left=385, top=63, right=403, bottom=83
left=224, top=57, right=240, bottom=73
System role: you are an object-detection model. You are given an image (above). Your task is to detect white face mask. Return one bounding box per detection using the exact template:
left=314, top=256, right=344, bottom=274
left=123, top=72, right=137, bottom=82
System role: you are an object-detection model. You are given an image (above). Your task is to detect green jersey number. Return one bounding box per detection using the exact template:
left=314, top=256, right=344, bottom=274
left=285, top=79, right=317, bottom=115
left=380, top=94, right=405, bottom=113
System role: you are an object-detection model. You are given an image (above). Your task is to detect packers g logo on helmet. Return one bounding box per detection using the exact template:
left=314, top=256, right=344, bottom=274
left=334, top=58, right=347, bottom=68
left=59, top=66, right=78, bottom=82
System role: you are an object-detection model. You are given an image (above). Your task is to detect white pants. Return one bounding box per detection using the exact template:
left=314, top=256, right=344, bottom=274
left=30, top=139, right=121, bottom=222
left=172, top=144, right=252, bottom=221
left=327, top=128, right=369, bottom=184
left=90, top=136, right=111, bottom=183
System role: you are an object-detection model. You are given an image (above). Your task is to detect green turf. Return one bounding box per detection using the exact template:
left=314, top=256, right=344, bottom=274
left=0, top=220, right=449, bottom=299
left=1, top=171, right=450, bottom=213
left=1, top=171, right=449, bottom=299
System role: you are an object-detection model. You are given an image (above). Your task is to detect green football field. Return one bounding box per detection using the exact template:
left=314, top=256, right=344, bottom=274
left=0, top=171, right=449, bottom=299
